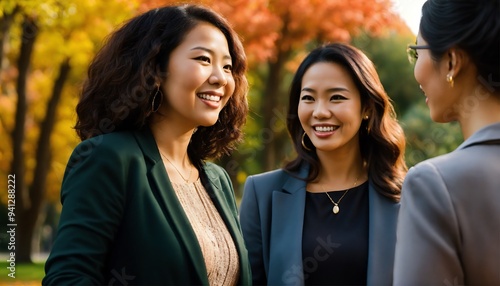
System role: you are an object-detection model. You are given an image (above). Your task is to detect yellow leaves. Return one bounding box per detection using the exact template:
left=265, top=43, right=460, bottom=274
left=66, top=31, right=94, bottom=68
left=0, top=95, right=15, bottom=177
left=0, top=1, right=17, bottom=17
left=0, top=0, right=143, bottom=204
left=1, top=0, right=414, bottom=205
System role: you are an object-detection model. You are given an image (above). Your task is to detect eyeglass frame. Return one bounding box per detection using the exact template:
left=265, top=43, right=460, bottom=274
left=406, top=44, right=431, bottom=64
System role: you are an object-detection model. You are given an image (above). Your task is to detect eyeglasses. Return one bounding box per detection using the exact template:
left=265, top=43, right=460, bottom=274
left=406, top=44, right=431, bottom=64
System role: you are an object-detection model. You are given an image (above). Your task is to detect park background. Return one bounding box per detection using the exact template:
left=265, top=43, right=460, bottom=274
left=0, top=0, right=462, bottom=282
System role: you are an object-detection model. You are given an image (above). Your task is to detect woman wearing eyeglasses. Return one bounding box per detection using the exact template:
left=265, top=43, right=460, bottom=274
left=394, top=0, right=500, bottom=285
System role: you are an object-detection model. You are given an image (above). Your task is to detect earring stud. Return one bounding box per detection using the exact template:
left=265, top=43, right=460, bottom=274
left=446, top=74, right=454, bottom=88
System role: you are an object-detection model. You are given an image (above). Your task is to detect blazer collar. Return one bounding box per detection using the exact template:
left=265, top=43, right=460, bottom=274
left=458, top=122, right=500, bottom=150
left=201, top=164, right=252, bottom=285
left=269, top=164, right=398, bottom=286
left=366, top=180, right=399, bottom=285
left=282, top=164, right=309, bottom=194
left=132, top=127, right=208, bottom=283
left=201, top=164, right=223, bottom=192
left=132, top=127, right=162, bottom=163
left=268, top=167, right=307, bottom=285
left=131, top=127, right=249, bottom=284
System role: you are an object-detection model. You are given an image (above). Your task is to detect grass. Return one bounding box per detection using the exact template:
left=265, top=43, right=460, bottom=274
left=0, top=261, right=45, bottom=284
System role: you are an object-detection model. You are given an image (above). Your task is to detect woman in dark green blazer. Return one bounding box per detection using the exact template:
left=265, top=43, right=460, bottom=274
left=43, top=4, right=251, bottom=285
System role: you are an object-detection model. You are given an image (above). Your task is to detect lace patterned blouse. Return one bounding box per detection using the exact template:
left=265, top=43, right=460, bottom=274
left=171, top=178, right=240, bottom=286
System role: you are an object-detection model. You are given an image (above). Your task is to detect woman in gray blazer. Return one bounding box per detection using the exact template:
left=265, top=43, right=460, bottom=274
left=240, top=43, right=407, bottom=285
left=395, top=0, right=500, bottom=285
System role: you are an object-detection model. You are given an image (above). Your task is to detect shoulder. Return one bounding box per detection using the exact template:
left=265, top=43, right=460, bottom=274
left=243, top=168, right=307, bottom=199
left=400, top=156, right=455, bottom=214
left=61, top=131, right=145, bottom=202
left=247, top=168, right=292, bottom=182
left=73, top=131, right=140, bottom=156
left=368, top=181, right=399, bottom=205
left=404, top=158, right=447, bottom=191
left=405, top=142, right=500, bottom=199
left=203, top=161, right=231, bottom=183
left=367, top=181, right=400, bottom=223
left=407, top=143, right=491, bottom=185
left=202, top=161, right=235, bottom=192
left=204, top=161, right=228, bottom=172
left=66, top=131, right=143, bottom=174
left=245, top=169, right=292, bottom=187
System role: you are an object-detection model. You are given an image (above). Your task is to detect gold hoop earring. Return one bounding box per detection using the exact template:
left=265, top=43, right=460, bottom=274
left=151, top=85, right=162, bottom=112
left=363, top=115, right=371, bottom=134
left=446, top=74, right=454, bottom=88
left=301, top=132, right=312, bottom=151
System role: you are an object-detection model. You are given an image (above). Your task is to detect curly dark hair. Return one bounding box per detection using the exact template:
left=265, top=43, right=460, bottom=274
left=420, top=0, right=500, bottom=94
left=284, top=43, right=407, bottom=202
left=75, top=4, right=248, bottom=163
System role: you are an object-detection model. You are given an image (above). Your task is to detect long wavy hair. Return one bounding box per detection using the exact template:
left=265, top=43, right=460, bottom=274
left=284, top=43, right=407, bottom=201
left=75, top=4, right=248, bottom=164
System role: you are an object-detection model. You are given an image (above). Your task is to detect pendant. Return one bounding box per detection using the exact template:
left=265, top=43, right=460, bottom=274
left=333, top=205, right=339, bottom=214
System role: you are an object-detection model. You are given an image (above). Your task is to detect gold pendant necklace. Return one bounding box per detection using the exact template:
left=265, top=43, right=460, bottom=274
left=160, top=152, right=192, bottom=183
left=322, top=177, right=359, bottom=215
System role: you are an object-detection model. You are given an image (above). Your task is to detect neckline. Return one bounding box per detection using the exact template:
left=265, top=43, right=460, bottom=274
left=170, top=177, right=201, bottom=186
left=307, top=180, right=369, bottom=194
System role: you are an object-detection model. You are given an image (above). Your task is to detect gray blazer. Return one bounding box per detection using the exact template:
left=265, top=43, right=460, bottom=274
left=240, top=165, right=399, bottom=286
left=394, top=122, right=500, bottom=285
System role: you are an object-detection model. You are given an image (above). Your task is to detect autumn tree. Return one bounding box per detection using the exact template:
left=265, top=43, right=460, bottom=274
left=212, top=0, right=408, bottom=180
left=223, top=0, right=405, bottom=171
left=0, top=0, right=417, bottom=262
left=0, top=0, right=138, bottom=263
left=140, top=0, right=407, bottom=190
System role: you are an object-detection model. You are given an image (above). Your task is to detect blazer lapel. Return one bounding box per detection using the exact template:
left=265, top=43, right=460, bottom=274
left=133, top=128, right=207, bottom=283
left=202, top=165, right=241, bottom=235
left=202, top=165, right=250, bottom=271
left=366, top=182, right=399, bottom=285
left=268, top=168, right=308, bottom=286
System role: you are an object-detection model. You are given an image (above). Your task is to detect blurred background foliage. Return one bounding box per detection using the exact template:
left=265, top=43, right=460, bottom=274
left=0, top=0, right=461, bottom=263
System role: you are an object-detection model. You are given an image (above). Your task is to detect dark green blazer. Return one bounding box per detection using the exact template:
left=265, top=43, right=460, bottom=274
left=43, top=128, right=251, bottom=285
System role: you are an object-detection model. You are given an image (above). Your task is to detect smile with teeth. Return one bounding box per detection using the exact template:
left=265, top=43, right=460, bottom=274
left=198, top=93, right=221, bottom=102
left=314, top=126, right=339, bottom=132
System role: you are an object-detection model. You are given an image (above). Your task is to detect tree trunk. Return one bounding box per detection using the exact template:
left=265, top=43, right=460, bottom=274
left=0, top=5, right=19, bottom=72
left=259, top=11, right=295, bottom=171
left=10, top=16, right=37, bottom=263
left=17, top=58, right=71, bottom=263
left=261, top=52, right=292, bottom=171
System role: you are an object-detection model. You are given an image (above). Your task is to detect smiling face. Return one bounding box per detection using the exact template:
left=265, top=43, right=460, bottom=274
left=414, top=34, right=459, bottom=122
left=298, top=62, right=365, bottom=154
left=160, top=22, right=235, bottom=127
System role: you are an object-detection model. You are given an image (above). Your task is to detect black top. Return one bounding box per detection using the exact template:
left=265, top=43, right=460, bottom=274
left=302, top=181, right=369, bottom=285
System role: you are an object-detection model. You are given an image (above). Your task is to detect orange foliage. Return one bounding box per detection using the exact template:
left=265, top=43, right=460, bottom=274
left=0, top=0, right=409, bottom=203
left=140, top=0, right=402, bottom=67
